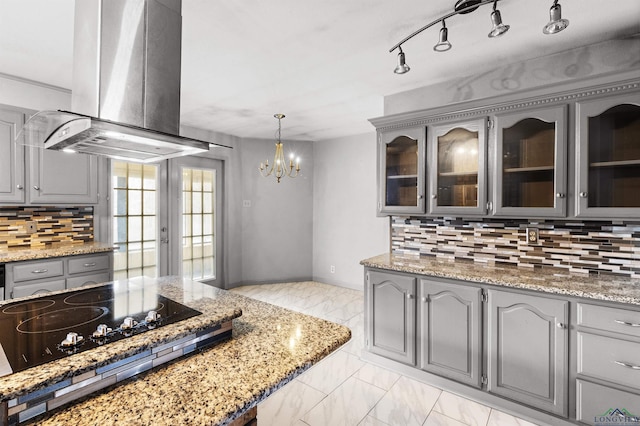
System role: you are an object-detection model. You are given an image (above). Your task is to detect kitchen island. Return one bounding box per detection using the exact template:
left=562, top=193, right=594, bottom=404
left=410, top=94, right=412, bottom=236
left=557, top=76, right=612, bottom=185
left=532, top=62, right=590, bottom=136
left=0, top=277, right=351, bottom=425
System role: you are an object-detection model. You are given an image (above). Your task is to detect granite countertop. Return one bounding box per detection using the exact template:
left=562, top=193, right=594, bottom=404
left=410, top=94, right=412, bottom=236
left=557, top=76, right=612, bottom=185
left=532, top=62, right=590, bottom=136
left=361, top=253, right=640, bottom=306
left=0, top=242, right=115, bottom=263
left=4, top=277, right=350, bottom=425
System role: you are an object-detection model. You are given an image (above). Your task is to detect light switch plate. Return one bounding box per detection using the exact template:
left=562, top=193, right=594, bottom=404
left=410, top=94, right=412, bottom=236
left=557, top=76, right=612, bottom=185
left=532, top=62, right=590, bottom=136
left=526, top=227, right=539, bottom=245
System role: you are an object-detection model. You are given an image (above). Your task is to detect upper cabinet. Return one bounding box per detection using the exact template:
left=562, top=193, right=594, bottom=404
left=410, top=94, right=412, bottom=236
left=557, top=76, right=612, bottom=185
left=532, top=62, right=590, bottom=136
left=428, top=118, right=487, bottom=216
left=493, top=105, right=567, bottom=217
left=0, top=106, right=99, bottom=205
left=378, top=126, right=426, bottom=215
left=0, top=109, right=26, bottom=203
left=576, top=93, right=640, bottom=218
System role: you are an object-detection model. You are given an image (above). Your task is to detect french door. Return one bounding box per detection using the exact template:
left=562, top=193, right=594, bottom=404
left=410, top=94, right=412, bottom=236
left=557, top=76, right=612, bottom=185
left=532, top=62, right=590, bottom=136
left=111, top=157, right=223, bottom=287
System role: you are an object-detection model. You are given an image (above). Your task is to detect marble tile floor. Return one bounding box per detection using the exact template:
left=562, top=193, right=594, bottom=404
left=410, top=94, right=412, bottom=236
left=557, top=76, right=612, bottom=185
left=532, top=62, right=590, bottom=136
left=230, top=281, right=540, bottom=426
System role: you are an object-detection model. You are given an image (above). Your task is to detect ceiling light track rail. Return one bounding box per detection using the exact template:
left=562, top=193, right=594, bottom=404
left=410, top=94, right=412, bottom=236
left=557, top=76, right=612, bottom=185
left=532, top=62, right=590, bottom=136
left=390, top=0, right=569, bottom=74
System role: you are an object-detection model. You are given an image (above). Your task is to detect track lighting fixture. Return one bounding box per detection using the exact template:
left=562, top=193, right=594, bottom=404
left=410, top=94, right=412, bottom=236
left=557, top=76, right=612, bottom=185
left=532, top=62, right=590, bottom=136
left=487, top=1, right=509, bottom=38
left=389, top=0, right=570, bottom=74
left=394, top=46, right=411, bottom=74
left=434, top=20, right=452, bottom=52
left=543, top=0, right=569, bottom=35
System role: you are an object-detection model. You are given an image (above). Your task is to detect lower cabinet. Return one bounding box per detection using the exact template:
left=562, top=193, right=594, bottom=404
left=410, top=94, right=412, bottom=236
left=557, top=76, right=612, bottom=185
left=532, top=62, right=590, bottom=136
left=5, top=252, right=113, bottom=298
left=575, top=303, right=640, bottom=425
left=363, top=267, right=617, bottom=424
left=366, top=270, right=416, bottom=365
left=419, top=278, right=482, bottom=388
left=487, top=289, right=569, bottom=416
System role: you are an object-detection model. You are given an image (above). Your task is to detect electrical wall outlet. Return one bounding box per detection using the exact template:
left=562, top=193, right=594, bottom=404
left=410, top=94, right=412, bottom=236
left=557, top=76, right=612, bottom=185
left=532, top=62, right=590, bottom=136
left=330, top=265, right=335, bottom=273
left=526, top=227, right=539, bottom=245
left=26, top=221, right=37, bottom=234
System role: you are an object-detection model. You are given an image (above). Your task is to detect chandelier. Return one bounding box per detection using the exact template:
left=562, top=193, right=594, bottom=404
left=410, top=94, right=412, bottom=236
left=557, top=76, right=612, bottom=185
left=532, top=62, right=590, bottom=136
left=259, top=114, right=300, bottom=183
left=391, top=0, right=570, bottom=74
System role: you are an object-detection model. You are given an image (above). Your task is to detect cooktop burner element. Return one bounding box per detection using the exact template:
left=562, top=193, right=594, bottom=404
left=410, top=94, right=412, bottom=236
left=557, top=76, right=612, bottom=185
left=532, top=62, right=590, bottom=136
left=0, top=281, right=201, bottom=377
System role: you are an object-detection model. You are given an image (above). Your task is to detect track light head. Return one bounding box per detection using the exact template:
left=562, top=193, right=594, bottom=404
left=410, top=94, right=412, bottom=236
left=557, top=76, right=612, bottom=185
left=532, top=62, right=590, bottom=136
left=488, top=8, right=510, bottom=38
left=434, top=21, right=452, bottom=52
left=394, top=48, right=411, bottom=74
left=543, top=1, right=569, bottom=34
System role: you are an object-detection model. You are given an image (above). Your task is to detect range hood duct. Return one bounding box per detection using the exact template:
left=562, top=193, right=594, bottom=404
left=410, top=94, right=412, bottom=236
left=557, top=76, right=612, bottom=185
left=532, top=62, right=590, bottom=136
left=21, top=0, right=229, bottom=163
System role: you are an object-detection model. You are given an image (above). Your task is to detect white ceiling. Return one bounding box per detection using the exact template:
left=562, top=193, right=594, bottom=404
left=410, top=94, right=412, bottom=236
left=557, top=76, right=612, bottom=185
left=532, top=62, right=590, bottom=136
left=1, top=0, right=639, bottom=142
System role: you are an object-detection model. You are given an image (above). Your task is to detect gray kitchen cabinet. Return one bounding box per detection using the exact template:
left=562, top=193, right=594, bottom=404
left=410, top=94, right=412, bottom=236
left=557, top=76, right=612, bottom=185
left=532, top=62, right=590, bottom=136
left=27, top=147, right=98, bottom=204
left=428, top=117, right=487, bottom=216
left=0, top=105, right=99, bottom=205
left=418, top=278, right=482, bottom=387
left=575, top=92, right=640, bottom=218
left=366, top=270, right=416, bottom=365
left=575, top=302, right=640, bottom=425
left=493, top=105, right=568, bottom=217
left=487, top=289, right=569, bottom=416
left=377, top=126, right=426, bottom=215
left=0, top=108, right=26, bottom=203
left=5, top=252, right=113, bottom=298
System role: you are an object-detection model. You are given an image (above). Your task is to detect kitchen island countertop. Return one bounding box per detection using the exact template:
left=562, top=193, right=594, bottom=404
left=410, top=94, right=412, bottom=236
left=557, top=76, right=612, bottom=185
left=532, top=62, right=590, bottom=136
left=361, top=253, right=640, bottom=306
left=9, top=277, right=350, bottom=425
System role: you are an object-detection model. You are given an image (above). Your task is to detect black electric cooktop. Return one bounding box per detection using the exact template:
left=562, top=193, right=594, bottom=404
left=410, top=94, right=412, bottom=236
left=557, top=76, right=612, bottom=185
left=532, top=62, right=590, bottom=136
left=0, top=281, right=201, bottom=377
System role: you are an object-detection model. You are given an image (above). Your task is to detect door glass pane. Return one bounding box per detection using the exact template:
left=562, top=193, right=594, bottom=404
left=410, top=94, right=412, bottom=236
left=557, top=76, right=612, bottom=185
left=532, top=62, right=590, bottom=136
left=385, top=136, right=418, bottom=207
left=181, top=166, right=216, bottom=281
left=112, top=161, right=159, bottom=279
left=437, top=128, right=479, bottom=207
left=502, top=118, right=555, bottom=208
left=587, top=104, right=640, bottom=207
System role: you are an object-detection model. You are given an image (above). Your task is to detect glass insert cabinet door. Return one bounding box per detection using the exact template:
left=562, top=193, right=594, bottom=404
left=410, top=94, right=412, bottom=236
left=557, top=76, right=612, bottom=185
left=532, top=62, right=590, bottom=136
left=493, top=105, right=567, bottom=217
left=378, top=126, right=426, bottom=214
left=428, top=118, right=487, bottom=215
left=576, top=93, right=640, bottom=218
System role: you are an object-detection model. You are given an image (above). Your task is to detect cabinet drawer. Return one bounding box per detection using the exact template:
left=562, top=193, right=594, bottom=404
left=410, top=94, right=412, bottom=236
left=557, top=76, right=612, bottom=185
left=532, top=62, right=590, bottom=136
left=578, top=332, right=640, bottom=391
left=12, top=260, right=64, bottom=282
left=578, top=303, right=640, bottom=338
left=576, top=379, right=640, bottom=425
left=68, top=254, right=110, bottom=275
left=12, top=279, right=66, bottom=299
left=66, top=272, right=111, bottom=289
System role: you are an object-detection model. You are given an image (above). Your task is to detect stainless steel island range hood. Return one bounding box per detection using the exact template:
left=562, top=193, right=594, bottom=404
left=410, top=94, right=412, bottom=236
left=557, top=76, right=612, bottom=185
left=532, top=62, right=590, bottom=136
left=21, top=0, right=229, bottom=163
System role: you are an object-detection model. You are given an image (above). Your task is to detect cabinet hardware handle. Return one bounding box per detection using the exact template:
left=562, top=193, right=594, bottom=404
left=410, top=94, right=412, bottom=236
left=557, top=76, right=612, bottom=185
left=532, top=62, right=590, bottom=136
left=407, top=294, right=414, bottom=299
left=31, top=269, right=48, bottom=274
left=33, top=185, right=40, bottom=190
left=557, top=323, right=565, bottom=329
left=421, top=297, right=427, bottom=302
left=614, top=361, right=640, bottom=370
left=615, top=319, right=640, bottom=327
left=417, top=195, right=423, bottom=200
left=83, top=263, right=97, bottom=267
left=16, top=184, right=23, bottom=190
left=579, top=192, right=588, bottom=198
left=431, top=194, right=437, bottom=199
left=556, top=193, right=565, bottom=198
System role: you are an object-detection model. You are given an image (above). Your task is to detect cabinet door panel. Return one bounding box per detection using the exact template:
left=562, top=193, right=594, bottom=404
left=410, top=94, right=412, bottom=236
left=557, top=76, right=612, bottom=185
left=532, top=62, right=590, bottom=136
left=0, top=109, right=25, bottom=203
left=12, top=279, right=66, bottom=299
left=419, top=279, right=482, bottom=387
left=493, top=105, right=567, bottom=217
left=367, top=271, right=416, bottom=365
left=28, top=148, right=98, bottom=204
left=378, top=127, right=426, bottom=215
left=428, top=118, right=487, bottom=215
left=488, top=290, right=568, bottom=416
left=576, top=379, right=640, bottom=425
left=576, top=92, right=640, bottom=218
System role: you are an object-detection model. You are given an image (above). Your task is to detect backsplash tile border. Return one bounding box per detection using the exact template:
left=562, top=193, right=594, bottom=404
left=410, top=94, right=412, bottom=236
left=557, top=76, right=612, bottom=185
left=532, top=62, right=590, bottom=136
left=391, top=216, right=640, bottom=278
left=0, top=207, right=94, bottom=249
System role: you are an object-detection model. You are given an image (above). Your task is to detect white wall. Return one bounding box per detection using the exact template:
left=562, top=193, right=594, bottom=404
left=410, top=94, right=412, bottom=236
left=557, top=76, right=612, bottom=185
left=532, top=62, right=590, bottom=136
left=312, top=132, right=389, bottom=290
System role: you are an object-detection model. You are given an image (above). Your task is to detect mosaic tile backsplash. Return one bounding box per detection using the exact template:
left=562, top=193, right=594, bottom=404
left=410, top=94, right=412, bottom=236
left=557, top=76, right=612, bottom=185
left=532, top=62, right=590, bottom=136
left=0, top=207, right=94, bottom=249
left=391, top=216, right=640, bottom=278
